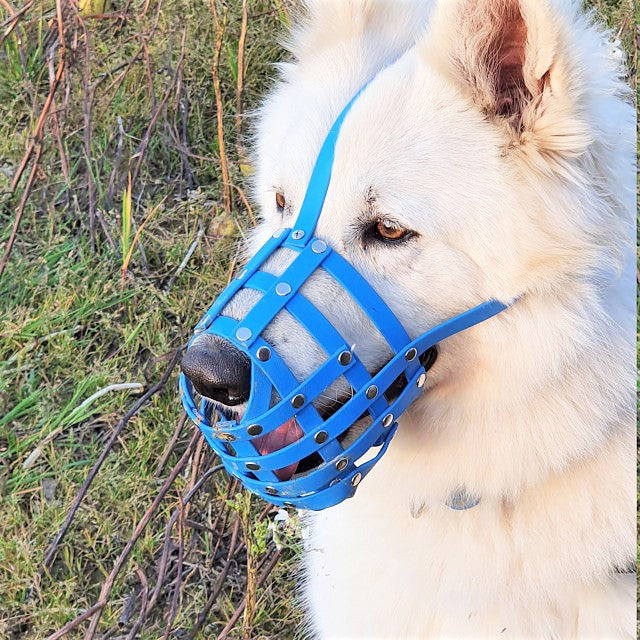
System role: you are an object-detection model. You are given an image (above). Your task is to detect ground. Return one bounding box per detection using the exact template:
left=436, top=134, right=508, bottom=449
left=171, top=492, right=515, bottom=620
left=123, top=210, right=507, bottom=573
left=0, top=1, right=634, bottom=639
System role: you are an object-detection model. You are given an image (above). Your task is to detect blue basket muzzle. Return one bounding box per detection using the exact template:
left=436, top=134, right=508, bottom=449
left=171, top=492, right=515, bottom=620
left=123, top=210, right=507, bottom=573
left=179, top=82, right=510, bottom=511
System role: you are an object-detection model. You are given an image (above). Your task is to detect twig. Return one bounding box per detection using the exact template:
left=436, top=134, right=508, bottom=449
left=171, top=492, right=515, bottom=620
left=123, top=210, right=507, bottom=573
left=236, top=0, right=248, bottom=137
left=163, top=223, right=204, bottom=293
left=81, top=430, right=201, bottom=640
left=45, top=603, right=104, bottom=640
left=130, top=30, right=186, bottom=185
left=216, top=549, right=283, bottom=640
left=124, top=567, right=149, bottom=640
left=0, top=141, right=42, bottom=279
left=155, top=412, right=187, bottom=477
left=79, top=15, right=96, bottom=251
left=42, top=349, right=183, bottom=569
left=211, top=0, right=231, bottom=215
left=185, top=516, right=241, bottom=640
left=121, top=195, right=167, bottom=284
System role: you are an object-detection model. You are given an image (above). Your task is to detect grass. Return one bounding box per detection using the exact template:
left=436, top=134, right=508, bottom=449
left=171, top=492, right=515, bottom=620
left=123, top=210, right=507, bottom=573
left=0, top=1, right=634, bottom=639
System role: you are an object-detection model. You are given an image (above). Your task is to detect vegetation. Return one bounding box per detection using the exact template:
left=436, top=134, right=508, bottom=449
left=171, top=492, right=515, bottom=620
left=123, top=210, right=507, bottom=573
left=0, top=1, right=634, bottom=638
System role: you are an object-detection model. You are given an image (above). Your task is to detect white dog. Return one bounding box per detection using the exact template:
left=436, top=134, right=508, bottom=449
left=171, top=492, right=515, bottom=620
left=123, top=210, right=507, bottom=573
left=191, top=0, right=636, bottom=637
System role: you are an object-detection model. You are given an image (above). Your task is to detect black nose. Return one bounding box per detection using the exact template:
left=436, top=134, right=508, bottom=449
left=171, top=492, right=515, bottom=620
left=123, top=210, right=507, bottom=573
left=181, top=334, right=251, bottom=406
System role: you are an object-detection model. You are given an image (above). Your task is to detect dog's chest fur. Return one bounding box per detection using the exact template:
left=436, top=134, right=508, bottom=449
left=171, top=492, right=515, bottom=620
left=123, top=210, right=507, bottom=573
left=302, top=408, right=635, bottom=639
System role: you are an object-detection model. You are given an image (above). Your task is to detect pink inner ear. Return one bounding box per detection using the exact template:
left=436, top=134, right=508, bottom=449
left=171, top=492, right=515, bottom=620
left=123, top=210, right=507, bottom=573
left=492, top=2, right=529, bottom=116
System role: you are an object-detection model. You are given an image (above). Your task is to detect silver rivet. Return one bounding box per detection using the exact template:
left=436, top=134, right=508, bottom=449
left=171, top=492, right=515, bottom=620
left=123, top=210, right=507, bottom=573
left=311, top=240, right=327, bottom=254
left=405, top=347, right=417, bottom=361
left=382, top=413, right=394, bottom=428
left=224, top=443, right=237, bottom=457
left=246, top=462, right=260, bottom=471
left=336, top=458, right=348, bottom=471
left=417, top=373, right=427, bottom=388
left=256, top=346, right=271, bottom=361
left=236, top=268, right=248, bottom=280
left=275, top=282, right=292, bottom=296
left=338, top=350, right=352, bottom=366
left=291, top=394, right=305, bottom=409
left=314, top=430, right=328, bottom=444
left=236, top=327, right=252, bottom=342
left=365, top=385, right=378, bottom=400
left=247, top=424, right=263, bottom=436
left=291, top=229, right=305, bottom=240
left=265, top=486, right=278, bottom=496
left=351, top=472, right=362, bottom=487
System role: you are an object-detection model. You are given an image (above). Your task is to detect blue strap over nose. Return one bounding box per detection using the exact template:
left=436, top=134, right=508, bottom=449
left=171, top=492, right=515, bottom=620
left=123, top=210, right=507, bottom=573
left=179, top=75, right=510, bottom=511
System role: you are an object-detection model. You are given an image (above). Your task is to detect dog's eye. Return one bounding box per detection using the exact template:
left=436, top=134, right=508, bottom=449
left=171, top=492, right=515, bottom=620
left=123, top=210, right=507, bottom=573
left=374, top=219, right=409, bottom=242
left=275, top=192, right=286, bottom=211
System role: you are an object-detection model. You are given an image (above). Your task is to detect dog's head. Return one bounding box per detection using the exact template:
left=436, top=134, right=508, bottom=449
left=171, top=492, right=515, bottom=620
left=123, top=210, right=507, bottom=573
left=181, top=0, right=632, bottom=499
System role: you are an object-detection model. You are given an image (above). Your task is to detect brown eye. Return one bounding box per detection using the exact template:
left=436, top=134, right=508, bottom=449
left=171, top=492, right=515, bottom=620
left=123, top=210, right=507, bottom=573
left=375, top=219, right=406, bottom=241
left=275, top=192, right=286, bottom=211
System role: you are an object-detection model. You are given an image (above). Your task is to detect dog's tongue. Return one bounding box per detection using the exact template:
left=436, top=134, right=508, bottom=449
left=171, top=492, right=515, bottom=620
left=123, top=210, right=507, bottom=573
left=254, top=418, right=304, bottom=480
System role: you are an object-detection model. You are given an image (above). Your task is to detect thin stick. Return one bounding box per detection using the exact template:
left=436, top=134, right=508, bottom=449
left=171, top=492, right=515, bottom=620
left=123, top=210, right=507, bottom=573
left=235, top=0, right=248, bottom=137
left=185, top=517, right=241, bottom=640
left=216, top=549, right=282, bottom=640
left=124, top=567, right=149, bottom=640
left=81, top=431, right=200, bottom=640
left=0, top=142, right=42, bottom=278
left=164, top=224, right=204, bottom=293
left=211, top=0, right=231, bottom=215
left=155, top=412, right=187, bottom=477
left=42, top=349, right=183, bottom=569
left=45, top=603, right=104, bottom=640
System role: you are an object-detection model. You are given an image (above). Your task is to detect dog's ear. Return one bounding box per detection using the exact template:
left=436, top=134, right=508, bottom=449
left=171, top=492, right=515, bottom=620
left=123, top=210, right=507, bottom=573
left=288, top=0, right=428, bottom=66
left=423, top=0, right=595, bottom=167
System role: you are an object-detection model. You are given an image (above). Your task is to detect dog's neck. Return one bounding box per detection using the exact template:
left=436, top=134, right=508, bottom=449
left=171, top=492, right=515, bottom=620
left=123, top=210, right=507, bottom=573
left=397, top=279, right=634, bottom=504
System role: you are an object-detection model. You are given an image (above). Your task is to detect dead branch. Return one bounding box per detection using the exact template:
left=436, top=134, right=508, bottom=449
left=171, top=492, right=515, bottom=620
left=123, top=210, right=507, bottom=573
left=81, top=429, right=201, bottom=639
left=236, top=0, right=248, bottom=138
left=211, top=0, right=231, bottom=215
left=216, top=548, right=283, bottom=640
left=42, top=348, right=183, bottom=570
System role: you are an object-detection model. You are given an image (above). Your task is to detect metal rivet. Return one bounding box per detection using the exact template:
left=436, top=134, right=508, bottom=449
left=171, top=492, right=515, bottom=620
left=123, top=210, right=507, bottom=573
left=236, top=268, right=248, bottom=280
left=336, top=458, right=348, bottom=471
left=265, top=486, right=278, bottom=496
left=338, top=350, right=352, bottom=366
left=275, top=282, right=292, bottom=296
left=417, top=373, right=427, bottom=388
left=291, top=229, right=305, bottom=240
left=314, top=430, right=328, bottom=444
left=291, top=394, right=305, bottom=409
left=382, top=413, right=394, bottom=428
left=311, top=240, right=327, bottom=254
left=246, top=462, right=260, bottom=471
left=256, top=346, right=271, bottom=361
left=405, top=347, right=417, bottom=361
left=224, top=443, right=237, bottom=457
left=351, top=472, right=362, bottom=487
left=365, top=385, right=378, bottom=400
left=247, top=424, right=263, bottom=436
left=236, top=327, right=252, bottom=342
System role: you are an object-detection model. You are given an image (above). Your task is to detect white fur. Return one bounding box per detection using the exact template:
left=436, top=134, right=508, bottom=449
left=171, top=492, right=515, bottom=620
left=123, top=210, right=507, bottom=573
left=245, top=0, right=636, bottom=637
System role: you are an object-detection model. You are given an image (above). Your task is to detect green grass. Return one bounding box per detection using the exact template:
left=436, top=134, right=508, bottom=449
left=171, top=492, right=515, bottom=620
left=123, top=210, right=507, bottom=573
left=0, top=1, right=634, bottom=638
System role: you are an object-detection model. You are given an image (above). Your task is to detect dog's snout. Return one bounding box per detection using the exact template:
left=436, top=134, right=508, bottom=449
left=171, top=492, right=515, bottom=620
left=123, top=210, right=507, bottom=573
left=181, top=334, right=251, bottom=406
